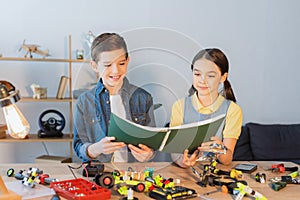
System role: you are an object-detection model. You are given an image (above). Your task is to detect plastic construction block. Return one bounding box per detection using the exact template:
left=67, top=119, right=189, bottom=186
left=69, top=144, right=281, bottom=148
left=50, top=178, right=111, bottom=200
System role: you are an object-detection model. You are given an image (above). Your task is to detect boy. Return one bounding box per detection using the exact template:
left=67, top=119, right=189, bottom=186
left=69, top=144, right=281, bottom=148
left=73, top=33, right=155, bottom=162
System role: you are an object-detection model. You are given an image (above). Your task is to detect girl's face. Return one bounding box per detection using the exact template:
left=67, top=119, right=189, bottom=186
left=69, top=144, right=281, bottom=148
left=192, top=58, right=227, bottom=99
left=92, top=48, right=129, bottom=93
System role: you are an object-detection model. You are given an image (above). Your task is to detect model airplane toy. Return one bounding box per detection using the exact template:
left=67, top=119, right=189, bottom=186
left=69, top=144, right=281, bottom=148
left=19, top=39, right=50, bottom=58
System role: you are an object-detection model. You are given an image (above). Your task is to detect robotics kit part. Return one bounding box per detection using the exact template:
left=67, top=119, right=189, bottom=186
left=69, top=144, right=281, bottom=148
left=149, top=186, right=197, bottom=200
left=269, top=163, right=298, bottom=173
left=234, top=163, right=257, bottom=173
left=255, top=173, right=266, bottom=183
left=82, top=163, right=104, bottom=177
left=94, top=172, right=115, bottom=189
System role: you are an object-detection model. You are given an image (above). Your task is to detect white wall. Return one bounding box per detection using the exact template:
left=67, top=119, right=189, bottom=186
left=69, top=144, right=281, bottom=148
left=1, top=0, right=300, bottom=163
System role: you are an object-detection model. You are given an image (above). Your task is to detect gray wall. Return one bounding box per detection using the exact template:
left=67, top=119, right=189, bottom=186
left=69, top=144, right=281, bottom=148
left=1, top=0, right=300, bottom=163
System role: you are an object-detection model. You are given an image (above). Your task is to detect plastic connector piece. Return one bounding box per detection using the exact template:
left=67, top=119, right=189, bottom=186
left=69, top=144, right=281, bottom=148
left=272, top=182, right=287, bottom=191
left=255, top=173, right=266, bottom=183
left=82, top=163, right=104, bottom=177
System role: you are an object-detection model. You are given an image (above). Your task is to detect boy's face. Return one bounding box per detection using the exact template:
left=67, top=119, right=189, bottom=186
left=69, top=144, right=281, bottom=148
left=92, top=49, right=129, bottom=93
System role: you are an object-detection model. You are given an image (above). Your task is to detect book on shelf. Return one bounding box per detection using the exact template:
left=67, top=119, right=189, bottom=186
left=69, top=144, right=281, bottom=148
left=56, top=76, right=69, bottom=99
left=108, top=113, right=225, bottom=154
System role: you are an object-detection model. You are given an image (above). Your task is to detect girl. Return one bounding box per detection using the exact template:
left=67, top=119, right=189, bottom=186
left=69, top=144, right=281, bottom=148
left=170, top=48, right=242, bottom=167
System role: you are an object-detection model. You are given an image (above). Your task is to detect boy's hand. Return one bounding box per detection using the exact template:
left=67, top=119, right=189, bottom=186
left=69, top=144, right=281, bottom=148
left=128, top=144, right=154, bottom=162
left=88, top=136, right=125, bottom=158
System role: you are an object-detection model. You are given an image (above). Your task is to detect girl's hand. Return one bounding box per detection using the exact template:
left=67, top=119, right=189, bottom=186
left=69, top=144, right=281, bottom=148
left=198, top=136, right=223, bottom=152
left=197, top=136, right=235, bottom=166
left=181, top=149, right=199, bottom=167
left=128, top=144, right=154, bottom=162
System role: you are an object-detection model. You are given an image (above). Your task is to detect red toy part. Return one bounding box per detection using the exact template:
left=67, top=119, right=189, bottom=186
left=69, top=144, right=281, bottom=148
left=39, top=174, right=50, bottom=184
left=148, top=184, right=155, bottom=191
left=133, top=183, right=146, bottom=192
left=271, top=164, right=285, bottom=173
left=38, top=174, right=58, bottom=185
left=50, top=178, right=111, bottom=200
left=164, top=179, right=171, bottom=185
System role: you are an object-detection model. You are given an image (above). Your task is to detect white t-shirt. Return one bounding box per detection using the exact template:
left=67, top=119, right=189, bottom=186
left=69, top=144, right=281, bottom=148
left=110, top=95, right=126, bottom=119
left=110, top=95, right=128, bottom=162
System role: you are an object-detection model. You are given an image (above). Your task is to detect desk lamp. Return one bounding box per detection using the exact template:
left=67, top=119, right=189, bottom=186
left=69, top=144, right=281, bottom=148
left=0, top=80, right=30, bottom=139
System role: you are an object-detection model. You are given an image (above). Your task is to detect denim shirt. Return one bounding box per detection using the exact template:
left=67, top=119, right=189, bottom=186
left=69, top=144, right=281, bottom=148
left=73, top=77, right=155, bottom=162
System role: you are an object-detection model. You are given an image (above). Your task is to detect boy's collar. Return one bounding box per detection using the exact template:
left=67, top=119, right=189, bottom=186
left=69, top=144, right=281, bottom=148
left=96, top=77, right=130, bottom=94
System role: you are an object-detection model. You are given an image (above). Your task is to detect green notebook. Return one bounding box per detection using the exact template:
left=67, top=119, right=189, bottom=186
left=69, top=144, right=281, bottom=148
left=108, top=113, right=225, bottom=154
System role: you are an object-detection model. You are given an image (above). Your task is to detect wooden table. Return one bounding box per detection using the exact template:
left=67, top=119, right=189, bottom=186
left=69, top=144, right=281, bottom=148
left=0, top=161, right=299, bottom=199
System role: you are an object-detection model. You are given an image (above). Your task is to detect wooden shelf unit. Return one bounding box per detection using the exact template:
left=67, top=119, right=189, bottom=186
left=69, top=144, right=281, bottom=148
left=0, top=36, right=89, bottom=161
left=20, top=97, right=75, bottom=103
left=0, top=57, right=88, bottom=63
left=0, top=134, right=72, bottom=142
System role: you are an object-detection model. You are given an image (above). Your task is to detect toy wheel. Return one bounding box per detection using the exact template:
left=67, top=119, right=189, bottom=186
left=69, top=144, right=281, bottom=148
left=95, top=172, right=114, bottom=189
left=7, top=168, right=14, bottom=177
left=134, top=183, right=145, bottom=192
left=113, top=170, right=121, bottom=176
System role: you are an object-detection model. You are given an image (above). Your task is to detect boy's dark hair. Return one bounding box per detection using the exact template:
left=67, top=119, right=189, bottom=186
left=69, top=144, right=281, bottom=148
left=91, top=33, right=128, bottom=62
left=189, top=48, right=237, bottom=102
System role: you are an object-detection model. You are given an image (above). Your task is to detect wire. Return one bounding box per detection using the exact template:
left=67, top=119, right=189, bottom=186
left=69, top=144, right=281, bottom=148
left=41, top=142, right=49, bottom=155
left=68, top=165, right=78, bottom=179
left=67, top=162, right=86, bottom=179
